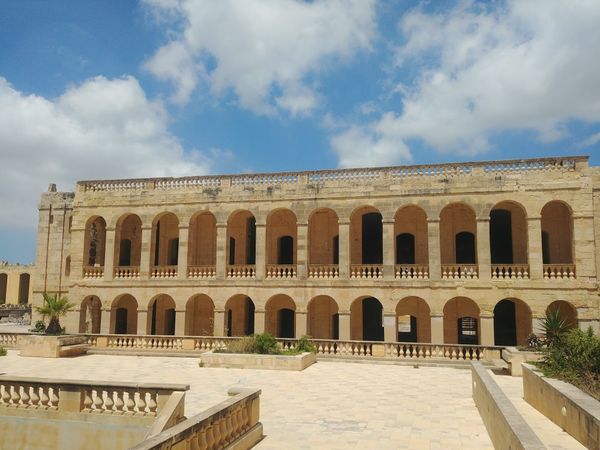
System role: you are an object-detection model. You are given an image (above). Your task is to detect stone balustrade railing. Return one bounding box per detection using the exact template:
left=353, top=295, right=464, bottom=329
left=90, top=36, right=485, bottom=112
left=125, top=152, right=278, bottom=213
left=0, top=332, right=20, bottom=348
left=0, top=376, right=188, bottom=417
left=226, top=265, right=255, bottom=278
left=151, top=266, right=178, bottom=279
left=188, top=265, right=216, bottom=278
left=491, top=264, right=530, bottom=280
left=350, top=264, right=384, bottom=279
left=114, top=266, right=140, bottom=279
left=80, top=156, right=585, bottom=192
left=83, top=266, right=104, bottom=279
left=104, top=335, right=185, bottom=350
left=441, top=264, right=478, bottom=279
left=266, top=264, right=296, bottom=279
left=395, top=264, right=429, bottom=279
left=543, top=264, right=576, bottom=280
left=308, top=264, right=339, bottom=279
left=131, top=387, right=262, bottom=450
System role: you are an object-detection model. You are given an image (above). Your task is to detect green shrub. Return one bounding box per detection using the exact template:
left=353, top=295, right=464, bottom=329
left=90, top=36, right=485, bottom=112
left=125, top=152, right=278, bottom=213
left=541, top=307, right=572, bottom=347
left=296, top=335, right=316, bottom=353
left=254, top=333, right=279, bottom=354
left=32, top=320, right=46, bottom=333
left=225, top=336, right=257, bottom=354
left=0, top=347, right=6, bottom=356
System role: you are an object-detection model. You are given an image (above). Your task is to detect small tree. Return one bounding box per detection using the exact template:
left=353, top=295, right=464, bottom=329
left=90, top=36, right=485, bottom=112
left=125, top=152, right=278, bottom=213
left=35, top=293, right=74, bottom=335
left=540, top=307, right=571, bottom=348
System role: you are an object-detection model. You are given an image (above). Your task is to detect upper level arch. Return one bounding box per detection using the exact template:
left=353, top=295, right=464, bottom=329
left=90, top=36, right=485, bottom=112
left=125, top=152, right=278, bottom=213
left=350, top=206, right=383, bottom=265
left=439, top=203, right=477, bottom=265
left=541, top=200, right=573, bottom=264
left=114, top=213, right=142, bottom=268
left=394, top=205, right=428, bottom=266
left=188, top=211, right=217, bottom=267
left=489, top=201, right=528, bottom=265
left=83, top=216, right=107, bottom=268
left=227, top=210, right=256, bottom=266
left=308, top=208, right=339, bottom=266
left=266, top=209, right=297, bottom=265
left=150, top=212, right=180, bottom=267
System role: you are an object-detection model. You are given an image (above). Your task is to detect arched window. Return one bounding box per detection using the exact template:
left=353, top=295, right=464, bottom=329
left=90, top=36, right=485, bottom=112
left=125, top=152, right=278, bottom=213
left=278, top=236, right=294, bottom=264
left=455, top=232, right=476, bottom=264
left=362, top=213, right=382, bottom=264
left=396, top=233, right=416, bottom=264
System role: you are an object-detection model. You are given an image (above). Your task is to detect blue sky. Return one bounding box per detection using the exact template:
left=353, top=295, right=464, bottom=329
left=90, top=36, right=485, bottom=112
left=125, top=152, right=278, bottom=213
left=1, top=0, right=599, bottom=264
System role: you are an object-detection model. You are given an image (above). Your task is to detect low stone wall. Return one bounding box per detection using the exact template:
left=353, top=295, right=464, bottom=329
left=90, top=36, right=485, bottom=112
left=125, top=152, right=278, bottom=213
left=17, top=334, right=88, bottom=357
left=523, top=363, right=600, bottom=449
left=471, top=362, right=545, bottom=450
left=501, top=347, right=543, bottom=376
left=200, top=351, right=316, bottom=371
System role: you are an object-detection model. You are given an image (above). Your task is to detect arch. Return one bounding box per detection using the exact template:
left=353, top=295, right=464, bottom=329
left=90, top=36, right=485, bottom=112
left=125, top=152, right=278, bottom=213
left=18, top=273, right=30, bottom=304
left=147, top=294, right=176, bottom=335
left=395, top=297, right=431, bottom=343
left=0, top=273, right=7, bottom=304
left=546, top=300, right=578, bottom=329
left=79, top=296, right=102, bottom=334
left=308, top=208, right=339, bottom=265
left=265, top=294, right=296, bottom=338
left=493, top=298, right=532, bottom=346
left=266, top=209, right=297, bottom=265
left=114, top=214, right=142, bottom=267
left=443, top=297, right=480, bottom=344
left=541, top=201, right=573, bottom=264
left=489, top=201, right=528, bottom=265
left=188, top=212, right=216, bottom=267
left=227, top=211, right=256, bottom=265
left=151, top=212, right=180, bottom=267
left=110, top=294, right=138, bottom=334
left=224, top=294, right=255, bottom=336
left=185, top=294, right=214, bottom=336
left=439, top=203, right=477, bottom=265
left=394, top=205, right=428, bottom=266
left=307, top=295, right=339, bottom=339
left=350, top=296, right=383, bottom=341
left=83, top=216, right=107, bottom=268
left=350, top=206, right=382, bottom=265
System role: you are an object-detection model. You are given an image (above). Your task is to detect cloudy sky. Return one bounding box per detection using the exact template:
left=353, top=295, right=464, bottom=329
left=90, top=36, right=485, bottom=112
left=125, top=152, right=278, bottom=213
left=1, top=0, right=599, bottom=263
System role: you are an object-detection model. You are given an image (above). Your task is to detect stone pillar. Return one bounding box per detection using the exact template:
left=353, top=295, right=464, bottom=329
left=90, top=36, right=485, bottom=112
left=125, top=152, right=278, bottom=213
left=177, top=225, right=189, bottom=280
left=69, top=227, right=85, bottom=284
left=338, top=311, right=351, bottom=340
left=427, top=220, right=441, bottom=280
left=254, top=310, right=265, bottom=334
left=338, top=222, right=350, bottom=278
left=140, top=226, right=152, bottom=279
left=296, top=223, right=308, bottom=279
left=101, top=309, right=111, bottom=334
left=214, top=309, right=225, bottom=336
left=383, top=220, right=395, bottom=280
left=430, top=314, right=444, bottom=344
left=103, top=227, right=116, bottom=281
left=573, top=215, right=596, bottom=280
left=384, top=313, right=396, bottom=342
left=527, top=216, right=543, bottom=280
left=175, top=309, right=186, bottom=336
left=476, top=218, right=491, bottom=280
left=215, top=223, right=227, bottom=280
left=480, top=315, right=494, bottom=346
left=137, top=310, right=148, bottom=335
left=295, top=311, right=307, bottom=338
left=255, top=223, right=266, bottom=279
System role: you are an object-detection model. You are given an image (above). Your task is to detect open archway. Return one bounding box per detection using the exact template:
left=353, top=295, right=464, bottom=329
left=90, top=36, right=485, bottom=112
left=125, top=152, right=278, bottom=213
left=83, top=216, right=107, bottom=269
left=224, top=295, right=255, bottom=336
left=265, top=294, right=296, bottom=338
left=147, top=294, right=176, bottom=335
left=493, top=298, right=532, bottom=346
left=395, top=297, right=431, bottom=343
left=227, top=211, right=256, bottom=268
left=350, top=297, right=383, bottom=341
left=79, top=296, right=102, bottom=334
left=110, top=294, right=138, bottom=334
left=307, top=295, right=339, bottom=339
left=185, top=294, right=214, bottom=335
left=114, top=214, right=142, bottom=269
left=546, top=300, right=577, bottom=329
left=443, top=297, right=480, bottom=344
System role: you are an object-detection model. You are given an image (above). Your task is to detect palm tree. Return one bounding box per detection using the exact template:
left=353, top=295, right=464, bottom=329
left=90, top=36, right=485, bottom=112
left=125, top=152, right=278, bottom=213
left=35, top=293, right=74, bottom=335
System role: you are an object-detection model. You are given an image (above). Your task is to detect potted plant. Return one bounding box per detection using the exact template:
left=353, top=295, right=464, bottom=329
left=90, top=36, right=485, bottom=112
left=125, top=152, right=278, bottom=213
left=35, top=293, right=74, bottom=335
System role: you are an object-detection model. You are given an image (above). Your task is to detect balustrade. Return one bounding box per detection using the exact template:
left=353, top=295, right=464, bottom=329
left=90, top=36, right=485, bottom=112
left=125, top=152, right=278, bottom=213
left=226, top=265, right=255, bottom=279
left=0, top=333, right=19, bottom=348
left=83, top=266, right=104, bottom=279
left=395, top=264, right=429, bottom=279
left=0, top=382, right=59, bottom=409
left=114, top=266, right=140, bottom=279
left=105, top=335, right=184, bottom=350
left=491, top=264, right=530, bottom=279
left=151, top=266, right=178, bottom=279
left=543, top=264, right=576, bottom=280
left=350, top=265, right=383, bottom=279
left=307, top=264, right=339, bottom=279
left=266, top=264, right=296, bottom=279
left=187, top=265, right=216, bottom=279
left=441, top=264, right=478, bottom=279
left=82, top=387, right=158, bottom=416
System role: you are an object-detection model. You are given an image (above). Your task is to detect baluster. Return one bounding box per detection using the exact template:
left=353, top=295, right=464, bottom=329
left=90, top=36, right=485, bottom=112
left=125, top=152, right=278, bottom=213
left=104, top=391, right=114, bottom=413
left=49, top=389, right=59, bottom=409
left=83, top=390, right=93, bottom=412
left=30, top=386, right=40, bottom=408
left=39, top=387, right=49, bottom=409
left=125, top=391, right=136, bottom=415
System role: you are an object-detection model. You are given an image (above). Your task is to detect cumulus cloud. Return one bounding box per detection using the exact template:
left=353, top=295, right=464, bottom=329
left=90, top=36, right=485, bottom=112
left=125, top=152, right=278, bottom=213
left=0, top=75, right=213, bottom=228
left=143, top=0, right=376, bottom=115
left=332, top=0, right=600, bottom=167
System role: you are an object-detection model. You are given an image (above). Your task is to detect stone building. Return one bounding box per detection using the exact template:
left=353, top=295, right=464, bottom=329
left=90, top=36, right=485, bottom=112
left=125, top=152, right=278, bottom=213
left=0, top=262, right=33, bottom=305
left=32, top=156, right=600, bottom=345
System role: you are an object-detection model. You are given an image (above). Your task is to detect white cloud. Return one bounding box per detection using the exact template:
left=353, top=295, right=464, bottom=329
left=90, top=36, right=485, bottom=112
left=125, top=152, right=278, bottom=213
left=332, top=0, right=600, bottom=167
left=143, top=0, right=376, bottom=115
left=0, top=75, right=213, bottom=228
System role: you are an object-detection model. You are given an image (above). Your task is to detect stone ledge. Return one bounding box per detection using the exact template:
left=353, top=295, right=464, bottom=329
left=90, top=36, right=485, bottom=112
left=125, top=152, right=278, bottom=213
left=200, top=351, right=316, bottom=371
left=501, top=347, right=543, bottom=376
left=17, top=334, right=88, bottom=358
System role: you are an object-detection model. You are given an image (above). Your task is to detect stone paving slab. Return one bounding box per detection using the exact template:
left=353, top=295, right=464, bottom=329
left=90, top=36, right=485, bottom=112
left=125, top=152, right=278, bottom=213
left=0, top=351, right=493, bottom=449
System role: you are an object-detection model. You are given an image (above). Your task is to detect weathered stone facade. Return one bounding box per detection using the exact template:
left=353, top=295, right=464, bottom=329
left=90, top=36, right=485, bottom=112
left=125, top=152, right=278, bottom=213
left=0, top=261, right=33, bottom=305
left=33, top=156, right=600, bottom=345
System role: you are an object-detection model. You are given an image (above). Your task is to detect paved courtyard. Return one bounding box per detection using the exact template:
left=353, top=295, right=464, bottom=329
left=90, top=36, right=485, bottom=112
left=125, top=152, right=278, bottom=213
left=0, top=351, right=493, bottom=449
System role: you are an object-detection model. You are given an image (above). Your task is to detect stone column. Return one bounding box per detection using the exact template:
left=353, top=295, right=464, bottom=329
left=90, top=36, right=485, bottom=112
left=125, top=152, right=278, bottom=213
left=137, top=309, right=148, bottom=335
left=476, top=218, right=491, bottom=280
left=175, top=309, right=186, bottom=336
left=527, top=216, right=543, bottom=280
left=338, top=311, right=351, bottom=340
left=254, top=310, right=265, bottom=334
left=383, top=313, right=396, bottom=342
left=427, top=219, right=441, bottom=280
left=480, top=315, right=494, bottom=346
left=255, top=223, right=266, bottom=279
left=383, top=220, right=395, bottom=279
left=214, top=309, right=225, bottom=336
left=430, top=314, right=444, bottom=344
left=338, top=222, right=350, bottom=278
left=103, top=227, right=116, bottom=281
left=295, top=311, right=307, bottom=338
left=296, top=223, right=308, bottom=279
left=139, top=226, right=152, bottom=279
left=215, top=223, right=227, bottom=280
left=100, top=309, right=111, bottom=334
left=177, top=225, right=189, bottom=280
left=573, top=215, right=596, bottom=280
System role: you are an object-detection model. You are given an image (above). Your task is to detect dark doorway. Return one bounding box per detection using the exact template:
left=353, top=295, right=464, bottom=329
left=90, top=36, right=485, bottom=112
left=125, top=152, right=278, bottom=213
left=229, top=238, right=236, bottom=265
left=456, top=232, right=476, bottom=264
left=226, top=309, right=233, bottom=337
left=494, top=300, right=516, bottom=346
left=168, top=238, right=179, bottom=265
left=397, top=316, right=417, bottom=342
left=362, top=213, right=382, bottom=264
left=396, top=233, right=416, bottom=264
left=278, top=236, right=294, bottom=264
left=490, top=210, right=513, bottom=264
left=458, top=317, right=478, bottom=344
left=279, top=308, right=295, bottom=338
left=165, top=308, right=176, bottom=335
left=115, top=308, right=128, bottom=334
left=362, top=297, right=383, bottom=341
left=119, top=239, right=132, bottom=266
left=154, top=221, right=161, bottom=265
left=246, top=217, right=256, bottom=264
left=245, top=298, right=255, bottom=335
left=332, top=313, right=340, bottom=340
left=333, top=235, right=339, bottom=264
left=18, top=274, right=30, bottom=304
left=542, top=231, right=550, bottom=264
left=0, top=273, right=7, bottom=304
left=150, top=302, right=157, bottom=335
